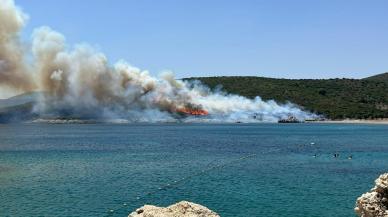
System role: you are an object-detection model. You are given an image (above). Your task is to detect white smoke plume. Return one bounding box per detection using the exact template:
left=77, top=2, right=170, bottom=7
left=0, top=0, right=316, bottom=123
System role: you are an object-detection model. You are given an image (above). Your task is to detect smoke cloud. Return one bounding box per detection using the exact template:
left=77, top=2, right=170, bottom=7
left=0, top=0, right=316, bottom=123
left=0, top=0, right=35, bottom=91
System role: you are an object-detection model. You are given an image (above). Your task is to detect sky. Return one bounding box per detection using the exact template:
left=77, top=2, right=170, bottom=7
left=16, top=0, right=388, bottom=79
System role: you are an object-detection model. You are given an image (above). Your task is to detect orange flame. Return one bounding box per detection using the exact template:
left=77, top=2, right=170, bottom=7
left=176, top=107, right=209, bottom=116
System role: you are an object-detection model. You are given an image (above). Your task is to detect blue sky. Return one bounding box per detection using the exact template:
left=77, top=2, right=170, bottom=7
left=17, top=0, right=388, bottom=79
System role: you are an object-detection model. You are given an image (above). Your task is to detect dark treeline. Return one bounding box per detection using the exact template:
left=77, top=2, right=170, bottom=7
left=185, top=73, right=388, bottom=119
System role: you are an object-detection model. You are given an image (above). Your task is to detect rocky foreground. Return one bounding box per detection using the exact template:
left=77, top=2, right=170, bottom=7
left=128, top=201, right=220, bottom=217
left=127, top=173, right=388, bottom=217
left=355, top=173, right=388, bottom=217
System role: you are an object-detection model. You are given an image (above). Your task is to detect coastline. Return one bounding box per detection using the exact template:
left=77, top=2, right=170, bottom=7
left=310, top=119, right=388, bottom=125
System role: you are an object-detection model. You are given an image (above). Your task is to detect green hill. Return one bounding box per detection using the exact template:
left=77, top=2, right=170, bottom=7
left=363, top=72, right=388, bottom=82
left=185, top=73, right=388, bottom=119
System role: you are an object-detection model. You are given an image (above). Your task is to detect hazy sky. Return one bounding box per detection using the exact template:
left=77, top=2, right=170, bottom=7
left=16, top=0, right=388, bottom=79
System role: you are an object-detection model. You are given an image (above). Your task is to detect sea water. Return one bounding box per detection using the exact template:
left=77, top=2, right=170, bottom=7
left=0, top=123, right=387, bottom=217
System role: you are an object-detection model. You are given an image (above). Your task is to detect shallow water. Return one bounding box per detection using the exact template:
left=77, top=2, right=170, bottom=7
left=0, top=123, right=387, bottom=217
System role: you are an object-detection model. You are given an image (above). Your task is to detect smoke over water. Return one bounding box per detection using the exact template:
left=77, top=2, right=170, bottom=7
left=0, top=0, right=316, bottom=123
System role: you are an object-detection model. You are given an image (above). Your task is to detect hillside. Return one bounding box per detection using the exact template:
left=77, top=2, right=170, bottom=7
left=185, top=73, right=388, bottom=119
left=1, top=74, right=388, bottom=121
left=0, top=92, right=42, bottom=109
left=0, top=92, right=41, bottom=123
left=363, top=72, right=388, bottom=82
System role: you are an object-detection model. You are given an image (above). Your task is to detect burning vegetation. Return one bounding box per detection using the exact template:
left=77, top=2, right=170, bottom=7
left=175, top=104, right=209, bottom=116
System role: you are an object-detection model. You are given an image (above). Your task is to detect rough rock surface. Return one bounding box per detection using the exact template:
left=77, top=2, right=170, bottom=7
left=355, top=173, right=388, bottom=217
left=128, top=201, right=220, bottom=217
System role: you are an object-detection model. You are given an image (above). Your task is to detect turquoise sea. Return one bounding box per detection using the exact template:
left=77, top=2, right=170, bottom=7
left=0, top=123, right=387, bottom=217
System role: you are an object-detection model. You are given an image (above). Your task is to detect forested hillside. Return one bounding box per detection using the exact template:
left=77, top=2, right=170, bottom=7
left=186, top=73, right=388, bottom=119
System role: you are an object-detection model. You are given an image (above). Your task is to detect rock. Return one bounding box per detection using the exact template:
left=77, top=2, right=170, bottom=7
left=355, top=173, right=388, bottom=217
left=128, top=201, right=220, bottom=217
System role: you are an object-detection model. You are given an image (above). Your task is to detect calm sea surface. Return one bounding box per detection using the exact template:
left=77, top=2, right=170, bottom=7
left=0, top=123, right=387, bottom=217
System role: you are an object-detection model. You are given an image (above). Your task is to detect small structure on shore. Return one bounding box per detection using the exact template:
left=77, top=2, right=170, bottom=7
left=128, top=201, right=220, bottom=217
left=278, top=115, right=302, bottom=123
left=355, top=173, right=388, bottom=217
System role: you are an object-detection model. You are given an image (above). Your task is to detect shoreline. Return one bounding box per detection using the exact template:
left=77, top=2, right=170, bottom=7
left=310, top=119, right=388, bottom=125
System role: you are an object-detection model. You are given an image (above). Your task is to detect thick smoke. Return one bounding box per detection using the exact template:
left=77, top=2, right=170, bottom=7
left=0, top=0, right=316, bottom=123
left=0, top=0, right=35, bottom=91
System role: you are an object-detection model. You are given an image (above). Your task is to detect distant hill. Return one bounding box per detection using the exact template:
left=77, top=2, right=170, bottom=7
left=0, top=92, right=41, bottom=122
left=0, top=92, right=41, bottom=109
left=185, top=73, right=388, bottom=119
left=363, top=72, right=388, bottom=82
